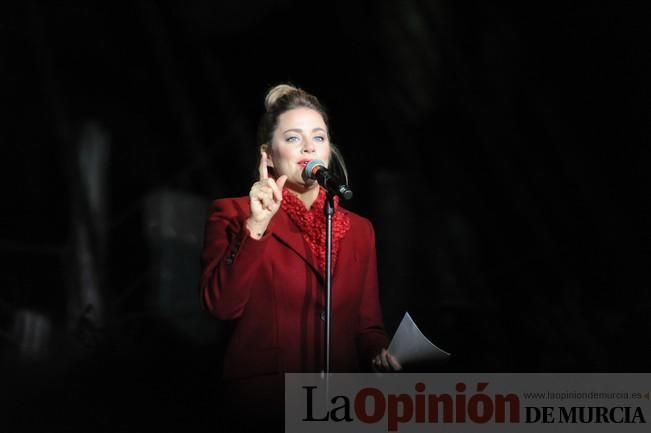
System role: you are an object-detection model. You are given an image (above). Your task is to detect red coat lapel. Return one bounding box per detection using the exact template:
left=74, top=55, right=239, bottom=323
left=268, top=207, right=324, bottom=280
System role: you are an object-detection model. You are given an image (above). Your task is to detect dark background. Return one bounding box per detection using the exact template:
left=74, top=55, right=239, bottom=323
left=1, top=1, right=649, bottom=431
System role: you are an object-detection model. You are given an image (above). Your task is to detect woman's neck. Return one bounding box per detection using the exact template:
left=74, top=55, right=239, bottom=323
left=286, top=184, right=320, bottom=210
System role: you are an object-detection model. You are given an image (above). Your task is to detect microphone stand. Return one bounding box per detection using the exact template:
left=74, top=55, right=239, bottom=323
left=323, top=191, right=334, bottom=375
left=321, top=190, right=335, bottom=406
left=316, top=191, right=335, bottom=406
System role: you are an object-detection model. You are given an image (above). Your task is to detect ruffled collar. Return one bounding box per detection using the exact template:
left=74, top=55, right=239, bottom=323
left=281, top=188, right=351, bottom=274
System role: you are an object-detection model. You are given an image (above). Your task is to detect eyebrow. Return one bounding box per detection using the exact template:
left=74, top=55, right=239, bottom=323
left=282, top=128, right=327, bottom=134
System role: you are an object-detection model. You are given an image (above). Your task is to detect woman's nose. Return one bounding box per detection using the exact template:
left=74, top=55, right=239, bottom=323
left=302, top=139, right=316, bottom=153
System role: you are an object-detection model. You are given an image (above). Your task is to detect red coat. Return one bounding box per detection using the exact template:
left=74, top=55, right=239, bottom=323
left=200, top=196, right=389, bottom=380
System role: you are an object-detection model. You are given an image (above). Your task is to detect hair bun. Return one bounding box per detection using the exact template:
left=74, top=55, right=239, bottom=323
left=264, top=84, right=300, bottom=111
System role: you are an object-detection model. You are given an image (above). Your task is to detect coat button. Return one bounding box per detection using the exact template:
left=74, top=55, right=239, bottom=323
left=320, top=311, right=326, bottom=321
left=225, top=257, right=233, bottom=265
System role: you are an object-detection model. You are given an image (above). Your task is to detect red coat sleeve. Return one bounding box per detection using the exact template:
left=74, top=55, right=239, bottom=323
left=355, top=219, right=390, bottom=368
left=200, top=198, right=271, bottom=320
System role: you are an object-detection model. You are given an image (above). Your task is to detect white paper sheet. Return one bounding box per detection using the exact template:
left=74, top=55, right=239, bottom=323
left=387, top=312, right=450, bottom=365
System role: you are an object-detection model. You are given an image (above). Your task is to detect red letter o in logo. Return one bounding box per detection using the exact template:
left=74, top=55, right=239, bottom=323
left=355, top=387, right=386, bottom=423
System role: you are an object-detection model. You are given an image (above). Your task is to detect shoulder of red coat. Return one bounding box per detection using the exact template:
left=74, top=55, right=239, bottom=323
left=339, top=206, right=374, bottom=230
left=209, top=196, right=250, bottom=219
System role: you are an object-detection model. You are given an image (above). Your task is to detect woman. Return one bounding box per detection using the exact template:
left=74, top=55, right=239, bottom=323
left=200, top=84, right=400, bottom=427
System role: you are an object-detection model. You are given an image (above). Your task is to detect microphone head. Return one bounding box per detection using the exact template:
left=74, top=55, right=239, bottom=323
left=303, top=159, right=327, bottom=181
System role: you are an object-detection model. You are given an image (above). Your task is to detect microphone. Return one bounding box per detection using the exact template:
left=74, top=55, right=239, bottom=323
left=303, top=159, right=353, bottom=200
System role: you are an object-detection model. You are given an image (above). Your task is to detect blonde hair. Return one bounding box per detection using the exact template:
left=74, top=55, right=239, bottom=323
left=264, top=84, right=299, bottom=111
left=258, top=83, right=349, bottom=184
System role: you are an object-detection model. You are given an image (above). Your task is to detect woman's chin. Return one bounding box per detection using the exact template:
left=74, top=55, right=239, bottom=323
left=286, top=179, right=318, bottom=193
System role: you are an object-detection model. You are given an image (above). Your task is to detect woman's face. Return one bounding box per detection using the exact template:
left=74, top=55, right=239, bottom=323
left=266, top=107, right=330, bottom=191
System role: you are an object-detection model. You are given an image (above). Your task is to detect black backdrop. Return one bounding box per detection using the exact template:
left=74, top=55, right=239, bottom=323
left=1, top=1, right=649, bottom=431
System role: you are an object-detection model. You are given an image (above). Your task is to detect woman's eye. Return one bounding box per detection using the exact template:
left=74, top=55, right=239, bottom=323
left=286, top=136, right=299, bottom=143
left=314, top=136, right=325, bottom=142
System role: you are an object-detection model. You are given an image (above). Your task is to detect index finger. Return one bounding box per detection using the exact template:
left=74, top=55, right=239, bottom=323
left=259, top=151, right=269, bottom=180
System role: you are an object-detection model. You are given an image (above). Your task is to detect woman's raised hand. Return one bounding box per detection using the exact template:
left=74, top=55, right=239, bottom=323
left=246, top=151, right=287, bottom=239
